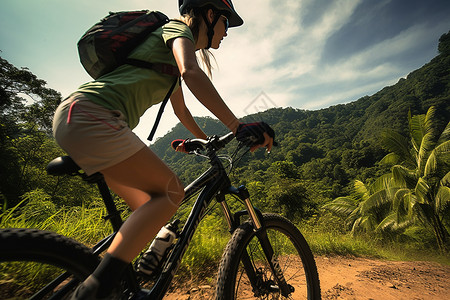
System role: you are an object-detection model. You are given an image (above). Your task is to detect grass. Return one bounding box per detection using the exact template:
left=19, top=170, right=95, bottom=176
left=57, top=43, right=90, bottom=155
left=1, top=195, right=448, bottom=293
left=299, top=220, right=450, bottom=266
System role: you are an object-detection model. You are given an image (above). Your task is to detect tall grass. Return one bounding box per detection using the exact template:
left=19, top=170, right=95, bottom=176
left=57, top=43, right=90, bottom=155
left=0, top=191, right=231, bottom=286
left=0, top=190, right=120, bottom=295
left=177, top=214, right=229, bottom=283
left=1, top=189, right=115, bottom=244
left=2, top=190, right=448, bottom=292
left=298, top=214, right=450, bottom=265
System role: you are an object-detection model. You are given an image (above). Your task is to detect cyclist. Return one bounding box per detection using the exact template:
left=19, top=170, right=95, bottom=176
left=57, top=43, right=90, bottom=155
left=52, top=1, right=275, bottom=299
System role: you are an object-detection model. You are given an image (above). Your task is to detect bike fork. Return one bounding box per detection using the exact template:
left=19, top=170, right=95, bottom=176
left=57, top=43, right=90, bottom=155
left=221, top=186, right=292, bottom=297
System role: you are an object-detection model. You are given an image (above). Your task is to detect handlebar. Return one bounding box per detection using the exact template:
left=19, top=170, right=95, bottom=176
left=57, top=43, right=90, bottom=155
left=171, top=132, right=235, bottom=154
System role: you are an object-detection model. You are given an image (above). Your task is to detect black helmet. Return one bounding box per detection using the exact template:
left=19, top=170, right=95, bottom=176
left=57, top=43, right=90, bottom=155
left=179, top=0, right=243, bottom=27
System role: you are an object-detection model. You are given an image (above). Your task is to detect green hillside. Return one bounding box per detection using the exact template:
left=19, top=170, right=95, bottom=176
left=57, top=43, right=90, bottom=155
left=151, top=31, right=450, bottom=199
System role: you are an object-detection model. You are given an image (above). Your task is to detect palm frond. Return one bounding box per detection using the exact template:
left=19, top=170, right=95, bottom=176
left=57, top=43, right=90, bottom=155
left=351, top=215, right=376, bottom=234
left=391, top=165, right=416, bottom=188
left=323, top=197, right=357, bottom=216
left=406, top=193, right=418, bottom=220
left=347, top=205, right=362, bottom=220
left=361, top=189, right=389, bottom=214
left=378, top=211, right=414, bottom=232
left=350, top=217, right=363, bottom=235
left=437, top=121, right=450, bottom=145
left=392, top=188, right=412, bottom=214
left=423, top=106, right=437, bottom=135
left=380, top=152, right=400, bottom=165
left=376, top=212, right=397, bottom=232
left=361, top=215, right=378, bottom=232
left=435, top=186, right=450, bottom=213
left=353, top=180, right=369, bottom=199
left=381, top=130, right=416, bottom=166
left=408, top=110, right=426, bottom=152
left=418, top=132, right=437, bottom=174
left=369, top=173, right=393, bottom=193
left=441, top=171, right=450, bottom=186
left=435, top=140, right=450, bottom=161
left=415, top=177, right=430, bottom=204
left=424, top=149, right=438, bottom=177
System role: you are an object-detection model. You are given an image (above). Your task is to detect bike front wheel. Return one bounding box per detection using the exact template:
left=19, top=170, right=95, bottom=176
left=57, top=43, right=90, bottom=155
left=216, top=213, right=320, bottom=299
left=0, top=228, right=99, bottom=300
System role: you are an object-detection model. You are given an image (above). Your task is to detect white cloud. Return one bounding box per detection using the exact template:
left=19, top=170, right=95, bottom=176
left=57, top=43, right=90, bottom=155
left=136, top=0, right=371, bottom=139
left=2, top=0, right=448, bottom=143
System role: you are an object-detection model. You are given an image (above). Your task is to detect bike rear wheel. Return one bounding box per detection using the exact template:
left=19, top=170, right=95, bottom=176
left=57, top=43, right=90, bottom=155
left=0, top=228, right=99, bottom=300
left=216, top=213, right=320, bottom=299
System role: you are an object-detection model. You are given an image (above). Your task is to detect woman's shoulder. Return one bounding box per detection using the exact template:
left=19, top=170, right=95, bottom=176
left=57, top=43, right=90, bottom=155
left=163, top=19, right=190, bottom=30
left=162, top=20, right=194, bottom=44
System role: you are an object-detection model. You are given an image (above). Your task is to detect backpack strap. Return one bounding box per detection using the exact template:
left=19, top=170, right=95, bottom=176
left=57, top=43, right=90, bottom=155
left=147, top=76, right=180, bottom=141
left=122, top=58, right=180, bottom=141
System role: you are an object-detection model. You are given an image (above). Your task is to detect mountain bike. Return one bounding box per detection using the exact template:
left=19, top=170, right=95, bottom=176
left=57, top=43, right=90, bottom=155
left=0, top=133, right=321, bottom=299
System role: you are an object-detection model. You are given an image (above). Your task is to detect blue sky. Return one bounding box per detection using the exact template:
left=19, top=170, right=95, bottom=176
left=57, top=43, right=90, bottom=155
left=1, top=0, right=449, bottom=142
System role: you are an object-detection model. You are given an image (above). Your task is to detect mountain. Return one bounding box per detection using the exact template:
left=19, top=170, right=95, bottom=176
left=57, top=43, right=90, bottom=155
left=150, top=31, right=450, bottom=198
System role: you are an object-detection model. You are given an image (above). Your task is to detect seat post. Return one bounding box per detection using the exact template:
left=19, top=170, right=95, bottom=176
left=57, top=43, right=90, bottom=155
left=95, top=177, right=123, bottom=232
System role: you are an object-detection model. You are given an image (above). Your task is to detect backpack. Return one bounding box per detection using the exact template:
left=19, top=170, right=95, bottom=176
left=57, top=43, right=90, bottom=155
left=78, top=10, right=179, bottom=79
left=77, top=10, right=180, bottom=141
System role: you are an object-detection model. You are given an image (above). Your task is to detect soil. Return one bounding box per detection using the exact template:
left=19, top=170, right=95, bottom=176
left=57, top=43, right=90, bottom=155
left=163, top=256, right=450, bottom=299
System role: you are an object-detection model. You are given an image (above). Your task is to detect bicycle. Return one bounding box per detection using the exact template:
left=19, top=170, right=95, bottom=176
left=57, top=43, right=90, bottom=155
left=0, top=133, right=321, bottom=299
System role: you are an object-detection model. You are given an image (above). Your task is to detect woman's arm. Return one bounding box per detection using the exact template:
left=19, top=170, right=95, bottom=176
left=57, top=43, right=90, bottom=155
left=171, top=37, right=241, bottom=134
left=170, top=86, right=207, bottom=139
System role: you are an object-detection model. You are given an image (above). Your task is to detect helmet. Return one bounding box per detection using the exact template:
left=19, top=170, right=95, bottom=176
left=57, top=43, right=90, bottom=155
left=179, top=0, right=243, bottom=27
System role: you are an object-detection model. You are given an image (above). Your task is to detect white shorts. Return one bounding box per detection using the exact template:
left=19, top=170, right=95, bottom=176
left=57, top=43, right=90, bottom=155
left=52, top=93, right=146, bottom=175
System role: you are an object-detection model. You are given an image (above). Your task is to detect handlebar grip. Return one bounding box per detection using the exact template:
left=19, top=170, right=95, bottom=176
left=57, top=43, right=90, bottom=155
left=171, top=139, right=205, bottom=152
left=171, top=132, right=235, bottom=153
left=171, top=139, right=184, bottom=150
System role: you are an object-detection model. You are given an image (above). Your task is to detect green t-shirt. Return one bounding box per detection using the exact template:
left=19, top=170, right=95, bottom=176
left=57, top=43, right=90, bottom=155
left=76, top=21, right=194, bottom=129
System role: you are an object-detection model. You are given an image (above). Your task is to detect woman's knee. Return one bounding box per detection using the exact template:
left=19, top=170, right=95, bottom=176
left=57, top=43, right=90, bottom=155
left=166, top=175, right=185, bottom=206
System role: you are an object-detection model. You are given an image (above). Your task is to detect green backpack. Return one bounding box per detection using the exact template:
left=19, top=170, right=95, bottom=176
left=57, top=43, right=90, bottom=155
left=77, top=10, right=180, bottom=141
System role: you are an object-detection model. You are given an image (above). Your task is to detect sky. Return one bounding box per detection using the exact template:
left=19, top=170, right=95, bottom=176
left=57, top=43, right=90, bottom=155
left=1, top=0, right=450, bottom=143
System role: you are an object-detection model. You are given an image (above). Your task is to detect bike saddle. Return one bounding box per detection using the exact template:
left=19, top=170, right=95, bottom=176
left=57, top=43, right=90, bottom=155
left=46, top=156, right=81, bottom=176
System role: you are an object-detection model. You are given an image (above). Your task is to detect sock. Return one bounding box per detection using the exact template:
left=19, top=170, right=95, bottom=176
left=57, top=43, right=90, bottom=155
left=92, top=253, right=129, bottom=298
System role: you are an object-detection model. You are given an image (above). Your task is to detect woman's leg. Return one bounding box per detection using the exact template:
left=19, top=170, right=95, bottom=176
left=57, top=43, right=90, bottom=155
left=101, top=146, right=185, bottom=262
left=71, top=146, right=184, bottom=299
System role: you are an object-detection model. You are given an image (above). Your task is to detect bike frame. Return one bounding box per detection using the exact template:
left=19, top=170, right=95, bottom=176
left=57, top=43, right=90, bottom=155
left=41, top=137, right=291, bottom=299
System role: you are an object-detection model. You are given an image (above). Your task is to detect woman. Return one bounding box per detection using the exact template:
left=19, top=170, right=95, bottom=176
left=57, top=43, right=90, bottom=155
left=52, top=1, right=275, bottom=299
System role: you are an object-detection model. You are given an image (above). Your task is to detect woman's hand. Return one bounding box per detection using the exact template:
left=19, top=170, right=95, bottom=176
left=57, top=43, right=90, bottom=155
left=235, top=122, right=276, bottom=152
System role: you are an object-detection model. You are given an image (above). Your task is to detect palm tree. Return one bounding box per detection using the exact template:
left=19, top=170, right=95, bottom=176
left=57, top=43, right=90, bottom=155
left=379, top=106, right=450, bottom=252
left=323, top=176, right=411, bottom=237
left=324, top=106, right=449, bottom=252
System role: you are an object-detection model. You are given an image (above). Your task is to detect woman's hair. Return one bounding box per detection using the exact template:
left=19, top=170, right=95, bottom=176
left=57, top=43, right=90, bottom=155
left=181, top=8, right=217, bottom=78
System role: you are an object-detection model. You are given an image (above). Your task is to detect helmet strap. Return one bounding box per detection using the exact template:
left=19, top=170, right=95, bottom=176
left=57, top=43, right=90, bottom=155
left=201, top=9, right=221, bottom=49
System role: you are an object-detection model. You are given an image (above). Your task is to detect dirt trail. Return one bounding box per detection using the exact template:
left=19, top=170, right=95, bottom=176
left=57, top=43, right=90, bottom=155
left=163, top=256, right=450, bottom=299
left=316, top=256, right=449, bottom=300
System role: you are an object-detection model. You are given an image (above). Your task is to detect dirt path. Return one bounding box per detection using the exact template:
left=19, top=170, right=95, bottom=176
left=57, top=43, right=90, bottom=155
left=316, top=256, right=449, bottom=300
left=164, top=256, right=450, bottom=299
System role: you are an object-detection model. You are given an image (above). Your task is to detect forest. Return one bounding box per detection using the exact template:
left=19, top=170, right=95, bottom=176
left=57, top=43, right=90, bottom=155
left=1, top=31, right=449, bottom=282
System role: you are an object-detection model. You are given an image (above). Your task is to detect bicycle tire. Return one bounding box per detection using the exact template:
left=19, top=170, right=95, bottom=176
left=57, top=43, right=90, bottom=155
left=216, top=213, right=321, bottom=299
left=0, top=228, right=99, bottom=299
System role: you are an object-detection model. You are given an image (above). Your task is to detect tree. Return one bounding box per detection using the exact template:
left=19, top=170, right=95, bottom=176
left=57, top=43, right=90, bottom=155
left=0, top=56, right=87, bottom=208
left=438, top=31, right=450, bottom=55
left=323, top=178, right=410, bottom=236
left=379, top=106, right=450, bottom=251
left=324, top=107, right=450, bottom=251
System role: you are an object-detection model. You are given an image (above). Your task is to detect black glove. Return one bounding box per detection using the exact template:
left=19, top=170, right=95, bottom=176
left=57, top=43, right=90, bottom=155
left=235, top=122, right=277, bottom=147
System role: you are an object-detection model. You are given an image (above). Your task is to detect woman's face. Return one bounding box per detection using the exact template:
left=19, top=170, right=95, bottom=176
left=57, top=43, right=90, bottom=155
left=210, top=15, right=229, bottom=49
left=200, top=9, right=229, bottom=49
